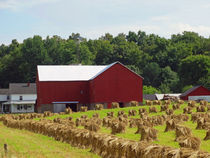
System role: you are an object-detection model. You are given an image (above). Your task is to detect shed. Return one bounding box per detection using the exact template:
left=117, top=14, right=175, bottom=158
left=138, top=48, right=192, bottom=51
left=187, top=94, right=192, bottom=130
left=180, top=85, right=210, bottom=102
left=36, top=62, right=143, bottom=113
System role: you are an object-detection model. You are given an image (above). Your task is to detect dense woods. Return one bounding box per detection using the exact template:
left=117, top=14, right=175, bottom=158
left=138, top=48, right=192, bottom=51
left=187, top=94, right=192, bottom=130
left=0, top=31, right=209, bottom=93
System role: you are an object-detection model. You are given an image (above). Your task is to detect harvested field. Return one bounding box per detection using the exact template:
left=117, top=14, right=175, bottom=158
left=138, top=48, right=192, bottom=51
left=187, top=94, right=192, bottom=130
left=1, top=100, right=210, bottom=158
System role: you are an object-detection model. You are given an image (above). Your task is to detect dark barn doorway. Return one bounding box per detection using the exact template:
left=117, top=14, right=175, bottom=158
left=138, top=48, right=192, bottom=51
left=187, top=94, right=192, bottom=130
left=66, top=103, right=78, bottom=112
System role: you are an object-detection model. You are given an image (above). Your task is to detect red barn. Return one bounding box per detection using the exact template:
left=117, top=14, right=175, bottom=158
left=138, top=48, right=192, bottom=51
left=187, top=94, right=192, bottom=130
left=36, top=62, right=143, bottom=113
left=180, top=85, right=210, bottom=102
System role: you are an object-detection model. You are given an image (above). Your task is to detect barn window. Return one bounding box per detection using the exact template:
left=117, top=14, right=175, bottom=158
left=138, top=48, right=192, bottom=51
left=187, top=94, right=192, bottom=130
left=19, top=96, right=23, bottom=100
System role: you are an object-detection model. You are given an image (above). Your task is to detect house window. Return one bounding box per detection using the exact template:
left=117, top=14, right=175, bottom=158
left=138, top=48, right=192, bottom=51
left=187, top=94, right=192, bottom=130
left=19, top=96, right=23, bottom=100
left=7, top=96, right=10, bottom=100
left=17, top=105, right=20, bottom=110
left=24, top=105, right=27, bottom=110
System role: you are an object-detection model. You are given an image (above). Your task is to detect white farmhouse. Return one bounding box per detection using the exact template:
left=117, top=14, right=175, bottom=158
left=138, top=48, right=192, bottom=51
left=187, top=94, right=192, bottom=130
left=2, top=83, right=36, bottom=113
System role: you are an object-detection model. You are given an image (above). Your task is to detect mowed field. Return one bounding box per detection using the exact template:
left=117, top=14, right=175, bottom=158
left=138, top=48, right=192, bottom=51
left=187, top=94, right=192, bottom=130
left=0, top=101, right=210, bottom=158
left=0, top=122, right=99, bottom=158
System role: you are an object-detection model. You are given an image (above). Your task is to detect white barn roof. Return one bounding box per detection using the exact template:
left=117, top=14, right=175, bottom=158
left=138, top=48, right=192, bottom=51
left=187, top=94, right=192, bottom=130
left=37, top=65, right=109, bottom=81
left=37, top=62, right=143, bottom=81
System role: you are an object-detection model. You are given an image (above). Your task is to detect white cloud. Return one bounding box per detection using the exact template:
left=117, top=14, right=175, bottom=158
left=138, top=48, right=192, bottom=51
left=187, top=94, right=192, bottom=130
left=171, top=23, right=210, bottom=36
left=0, top=0, right=59, bottom=10
left=151, top=15, right=171, bottom=22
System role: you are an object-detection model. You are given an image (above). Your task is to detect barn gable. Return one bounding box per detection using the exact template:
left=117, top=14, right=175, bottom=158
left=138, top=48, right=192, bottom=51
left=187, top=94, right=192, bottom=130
left=89, top=62, right=143, bottom=106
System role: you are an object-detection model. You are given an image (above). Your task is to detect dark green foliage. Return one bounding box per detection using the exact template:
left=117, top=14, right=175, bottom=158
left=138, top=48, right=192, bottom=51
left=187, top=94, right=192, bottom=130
left=0, top=31, right=209, bottom=92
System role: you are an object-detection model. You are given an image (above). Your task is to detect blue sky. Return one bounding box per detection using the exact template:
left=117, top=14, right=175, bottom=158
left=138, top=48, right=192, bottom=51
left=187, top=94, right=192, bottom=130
left=0, top=0, right=210, bottom=45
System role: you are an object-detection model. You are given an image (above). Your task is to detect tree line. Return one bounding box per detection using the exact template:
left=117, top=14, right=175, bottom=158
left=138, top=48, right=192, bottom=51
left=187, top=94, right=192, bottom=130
left=0, top=31, right=209, bottom=93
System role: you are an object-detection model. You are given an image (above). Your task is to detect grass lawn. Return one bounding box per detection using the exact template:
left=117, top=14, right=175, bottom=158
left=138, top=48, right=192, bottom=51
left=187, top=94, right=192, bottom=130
left=0, top=122, right=99, bottom=158
left=44, top=103, right=210, bottom=152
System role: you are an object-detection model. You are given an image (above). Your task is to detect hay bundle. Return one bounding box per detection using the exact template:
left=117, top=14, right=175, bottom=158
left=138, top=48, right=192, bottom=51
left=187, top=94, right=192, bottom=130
left=183, top=107, right=192, bottom=114
left=145, top=100, right=152, bottom=106
left=166, top=109, right=174, bottom=115
left=65, top=107, right=72, bottom=114
left=140, top=112, right=148, bottom=119
left=92, top=113, right=99, bottom=118
left=164, top=100, right=171, bottom=105
left=107, top=111, right=114, bottom=117
left=129, top=101, right=139, bottom=106
left=111, top=121, right=126, bottom=134
left=204, top=130, right=210, bottom=140
left=117, top=110, right=125, bottom=117
left=207, top=105, right=210, bottom=111
left=95, top=104, right=104, bottom=110
left=178, top=136, right=201, bottom=150
left=43, top=111, right=53, bottom=117
left=59, top=112, right=65, bottom=115
left=196, top=118, right=210, bottom=130
left=160, top=105, right=169, bottom=112
left=118, top=116, right=128, bottom=126
left=153, top=100, right=161, bottom=105
left=139, top=108, right=147, bottom=114
left=129, top=119, right=137, bottom=128
left=112, top=102, right=120, bottom=108
left=102, top=117, right=112, bottom=127
left=177, top=100, right=184, bottom=104
left=75, top=118, right=81, bottom=127
left=135, top=121, right=144, bottom=134
left=140, top=126, right=158, bottom=141
left=165, top=119, right=177, bottom=132
left=188, top=100, right=196, bottom=108
left=150, top=116, right=165, bottom=126
left=175, top=125, right=192, bottom=141
left=180, top=148, right=210, bottom=158
left=161, top=147, right=181, bottom=158
left=196, top=105, right=206, bottom=112
left=200, top=100, right=208, bottom=106
left=149, top=107, right=157, bottom=113
left=80, top=106, right=88, bottom=112
left=84, top=122, right=100, bottom=132
left=128, top=109, right=137, bottom=116
left=172, top=104, right=180, bottom=110
left=191, top=113, right=206, bottom=123
left=172, top=114, right=189, bottom=122
left=140, top=144, right=163, bottom=158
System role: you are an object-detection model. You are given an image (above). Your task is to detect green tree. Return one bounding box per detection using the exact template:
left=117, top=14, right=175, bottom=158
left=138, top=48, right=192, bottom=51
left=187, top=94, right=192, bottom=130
left=143, top=86, right=160, bottom=94
left=179, top=55, right=210, bottom=86
left=143, top=62, right=161, bottom=87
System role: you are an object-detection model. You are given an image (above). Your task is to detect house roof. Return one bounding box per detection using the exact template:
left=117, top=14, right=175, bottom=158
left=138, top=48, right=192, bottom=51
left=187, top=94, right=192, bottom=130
left=180, top=86, right=201, bottom=97
left=9, top=83, right=36, bottom=94
left=37, top=61, right=143, bottom=82
left=0, top=89, right=9, bottom=95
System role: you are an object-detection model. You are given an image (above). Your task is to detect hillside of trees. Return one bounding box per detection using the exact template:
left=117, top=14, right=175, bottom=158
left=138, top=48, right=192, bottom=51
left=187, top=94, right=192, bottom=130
left=0, top=31, right=209, bottom=93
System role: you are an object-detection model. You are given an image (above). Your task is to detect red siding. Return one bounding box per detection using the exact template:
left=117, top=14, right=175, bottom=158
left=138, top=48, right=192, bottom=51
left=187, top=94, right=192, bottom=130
left=37, top=81, right=89, bottom=106
left=181, top=86, right=210, bottom=100
left=89, top=63, right=143, bottom=104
